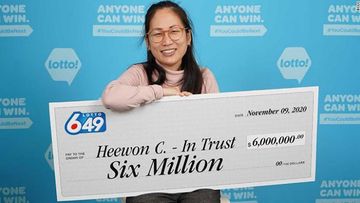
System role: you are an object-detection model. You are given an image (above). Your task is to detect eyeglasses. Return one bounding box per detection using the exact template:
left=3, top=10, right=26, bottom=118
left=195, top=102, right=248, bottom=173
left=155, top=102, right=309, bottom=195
left=147, top=26, right=188, bottom=43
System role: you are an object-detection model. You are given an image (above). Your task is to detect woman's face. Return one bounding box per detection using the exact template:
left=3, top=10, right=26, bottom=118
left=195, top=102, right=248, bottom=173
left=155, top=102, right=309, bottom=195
left=147, top=8, right=191, bottom=71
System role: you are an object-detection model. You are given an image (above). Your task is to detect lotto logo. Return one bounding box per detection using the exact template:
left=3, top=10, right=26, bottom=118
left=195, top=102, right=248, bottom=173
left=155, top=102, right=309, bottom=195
left=45, top=48, right=81, bottom=85
left=277, top=47, right=311, bottom=83
left=65, top=112, right=106, bottom=135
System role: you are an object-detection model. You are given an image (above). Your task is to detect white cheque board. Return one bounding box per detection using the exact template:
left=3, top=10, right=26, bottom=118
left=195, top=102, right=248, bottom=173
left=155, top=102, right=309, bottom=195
left=49, top=87, right=318, bottom=201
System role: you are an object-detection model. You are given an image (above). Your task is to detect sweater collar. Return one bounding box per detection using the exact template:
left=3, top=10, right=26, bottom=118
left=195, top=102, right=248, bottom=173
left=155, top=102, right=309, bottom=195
left=163, top=67, right=184, bottom=86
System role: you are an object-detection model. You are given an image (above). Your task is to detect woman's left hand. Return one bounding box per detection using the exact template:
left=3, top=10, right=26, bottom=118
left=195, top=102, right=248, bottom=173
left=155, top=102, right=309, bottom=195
left=179, top=91, right=192, bottom=97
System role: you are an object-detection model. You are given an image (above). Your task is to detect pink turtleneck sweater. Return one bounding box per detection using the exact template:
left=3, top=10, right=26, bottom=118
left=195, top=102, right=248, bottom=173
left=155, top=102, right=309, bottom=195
left=102, top=64, right=219, bottom=111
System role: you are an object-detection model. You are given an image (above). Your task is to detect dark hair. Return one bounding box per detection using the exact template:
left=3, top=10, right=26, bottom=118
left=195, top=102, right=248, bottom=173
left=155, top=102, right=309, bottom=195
left=142, top=0, right=203, bottom=94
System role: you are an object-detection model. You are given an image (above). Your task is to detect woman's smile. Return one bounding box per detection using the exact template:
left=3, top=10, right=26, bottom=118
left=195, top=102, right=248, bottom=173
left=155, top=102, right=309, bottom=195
left=161, top=48, right=177, bottom=56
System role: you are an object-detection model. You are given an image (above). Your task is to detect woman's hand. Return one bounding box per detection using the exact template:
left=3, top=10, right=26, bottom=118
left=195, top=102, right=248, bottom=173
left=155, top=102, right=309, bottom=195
left=163, top=87, right=180, bottom=96
left=178, top=91, right=192, bottom=97
left=163, top=87, right=192, bottom=97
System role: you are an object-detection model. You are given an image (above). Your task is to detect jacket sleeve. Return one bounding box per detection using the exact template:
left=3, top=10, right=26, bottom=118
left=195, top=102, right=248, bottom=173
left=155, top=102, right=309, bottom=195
left=101, top=65, right=164, bottom=111
left=202, top=68, right=220, bottom=93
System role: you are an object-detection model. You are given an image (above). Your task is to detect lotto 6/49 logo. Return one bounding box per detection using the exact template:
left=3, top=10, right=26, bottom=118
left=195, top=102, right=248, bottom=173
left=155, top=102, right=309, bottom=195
left=65, top=112, right=106, bottom=135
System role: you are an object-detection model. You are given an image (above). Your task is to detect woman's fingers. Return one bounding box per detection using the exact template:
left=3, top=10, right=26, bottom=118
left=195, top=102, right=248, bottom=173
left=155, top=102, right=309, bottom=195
left=179, top=91, right=192, bottom=97
left=163, top=87, right=180, bottom=96
left=163, top=88, right=192, bottom=97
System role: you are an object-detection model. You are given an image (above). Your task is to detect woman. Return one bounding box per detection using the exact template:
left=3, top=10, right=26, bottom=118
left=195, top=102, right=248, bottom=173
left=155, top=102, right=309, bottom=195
left=102, top=1, right=220, bottom=202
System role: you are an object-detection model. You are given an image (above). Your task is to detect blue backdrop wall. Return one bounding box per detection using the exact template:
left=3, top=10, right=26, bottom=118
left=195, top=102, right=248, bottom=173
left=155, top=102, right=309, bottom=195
left=1, top=0, right=360, bottom=202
